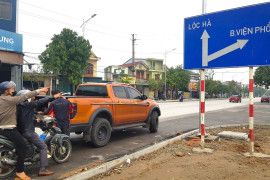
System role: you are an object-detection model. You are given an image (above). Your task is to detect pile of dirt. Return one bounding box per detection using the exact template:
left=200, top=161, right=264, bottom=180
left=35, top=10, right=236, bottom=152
left=90, top=125, right=270, bottom=180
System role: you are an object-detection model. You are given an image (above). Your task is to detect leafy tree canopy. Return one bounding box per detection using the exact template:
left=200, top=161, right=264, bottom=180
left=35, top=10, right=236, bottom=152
left=39, top=28, right=91, bottom=86
left=254, top=86, right=266, bottom=97
left=254, top=66, right=270, bottom=89
left=166, top=65, right=191, bottom=91
left=148, top=79, right=164, bottom=92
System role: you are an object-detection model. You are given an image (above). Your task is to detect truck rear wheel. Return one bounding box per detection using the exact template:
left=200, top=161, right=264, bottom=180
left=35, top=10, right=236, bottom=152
left=91, top=118, right=111, bottom=147
left=149, top=111, right=159, bottom=133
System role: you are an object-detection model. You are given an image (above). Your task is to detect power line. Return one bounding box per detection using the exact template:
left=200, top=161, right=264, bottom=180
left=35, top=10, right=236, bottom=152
left=93, top=46, right=130, bottom=53
left=19, top=30, right=51, bottom=39
left=18, top=2, right=130, bottom=39
left=19, top=0, right=130, bottom=35
left=24, top=52, right=42, bottom=55
left=84, top=27, right=129, bottom=39
left=18, top=0, right=82, bottom=21
left=19, top=10, right=81, bottom=28
left=19, top=10, right=129, bottom=40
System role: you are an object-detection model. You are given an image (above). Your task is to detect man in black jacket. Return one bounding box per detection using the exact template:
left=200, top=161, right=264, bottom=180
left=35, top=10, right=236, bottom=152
left=41, top=90, right=73, bottom=136
left=16, top=90, right=61, bottom=176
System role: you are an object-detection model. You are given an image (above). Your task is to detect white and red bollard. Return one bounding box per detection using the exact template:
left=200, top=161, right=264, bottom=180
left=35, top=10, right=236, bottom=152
left=249, top=67, right=254, bottom=154
left=200, top=69, right=205, bottom=149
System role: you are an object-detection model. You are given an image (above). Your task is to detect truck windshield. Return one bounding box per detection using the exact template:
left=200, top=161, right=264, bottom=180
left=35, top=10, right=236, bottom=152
left=76, top=85, right=108, bottom=96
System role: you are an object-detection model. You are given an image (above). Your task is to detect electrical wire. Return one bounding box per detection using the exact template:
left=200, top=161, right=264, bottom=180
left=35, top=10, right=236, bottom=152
left=19, top=0, right=130, bottom=35
left=18, top=0, right=82, bottom=21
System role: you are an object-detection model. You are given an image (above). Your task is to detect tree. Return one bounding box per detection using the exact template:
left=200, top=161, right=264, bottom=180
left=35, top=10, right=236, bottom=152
left=23, top=71, right=47, bottom=90
left=205, top=79, right=217, bottom=97
left=254, top=66, right=270, bottom=89
left=226, top=80, right=241, bottom=95
left=205, top=80, right=229, bottom=98
left=166, top=66, right=190, bottom=92
left=254, top=87, right=266, bottom=97
left=39, top=28, right=91, bottom=94
left=148, top=79, right=164, bottom=92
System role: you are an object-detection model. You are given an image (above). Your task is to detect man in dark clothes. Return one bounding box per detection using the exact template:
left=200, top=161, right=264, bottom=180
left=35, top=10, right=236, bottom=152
left=16, top=90, right=61, bottom=176
left=0, top=81, right=49, bottom=180
left=41, top=90, right=73, bottom=136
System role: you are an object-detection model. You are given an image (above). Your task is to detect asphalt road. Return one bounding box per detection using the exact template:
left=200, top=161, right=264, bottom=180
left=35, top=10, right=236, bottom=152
left=12, top=98, right=270, bottom=180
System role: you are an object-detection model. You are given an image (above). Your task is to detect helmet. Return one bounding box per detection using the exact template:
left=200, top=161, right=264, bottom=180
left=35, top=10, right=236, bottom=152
left=17, top=89, right=31, bottom=96
left=17, top=89, right=31, bottom=102
left=0, top=81, right=16, bottom=94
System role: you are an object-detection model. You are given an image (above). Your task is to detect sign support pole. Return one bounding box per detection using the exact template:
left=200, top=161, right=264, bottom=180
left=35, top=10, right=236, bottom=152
left=200, top=69, right=205, bottom=149
left=249, top=66, right=254, bottom=154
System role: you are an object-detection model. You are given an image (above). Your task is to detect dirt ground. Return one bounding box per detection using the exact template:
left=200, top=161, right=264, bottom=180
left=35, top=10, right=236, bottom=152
left=90, top=125, right=270, bottom=180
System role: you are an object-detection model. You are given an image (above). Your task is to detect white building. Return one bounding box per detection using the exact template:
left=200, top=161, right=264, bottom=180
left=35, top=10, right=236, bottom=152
left=104, top=65, right=129, bottom=82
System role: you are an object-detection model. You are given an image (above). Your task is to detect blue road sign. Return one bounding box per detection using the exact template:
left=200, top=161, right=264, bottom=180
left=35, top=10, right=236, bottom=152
left=184, top=2, right=270, bottom=70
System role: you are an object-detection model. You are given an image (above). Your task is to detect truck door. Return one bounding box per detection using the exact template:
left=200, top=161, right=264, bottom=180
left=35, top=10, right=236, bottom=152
left=112, top=86, right=132, bottom=125
left=127, top=87, right=148, bottom=122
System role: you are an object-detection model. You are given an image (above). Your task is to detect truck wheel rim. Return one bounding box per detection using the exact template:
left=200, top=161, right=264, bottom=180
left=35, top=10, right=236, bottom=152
left=98, top=127, right=107, bottom=141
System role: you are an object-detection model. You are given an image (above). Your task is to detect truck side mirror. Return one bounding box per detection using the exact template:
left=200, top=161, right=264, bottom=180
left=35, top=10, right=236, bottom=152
left=142, top=95, right=148, bottom=100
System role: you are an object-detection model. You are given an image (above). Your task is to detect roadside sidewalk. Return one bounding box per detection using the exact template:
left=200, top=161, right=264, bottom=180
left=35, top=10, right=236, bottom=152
left=64, top=124, right=270, bottom=180
left=89, top=125, right=270, bottom=180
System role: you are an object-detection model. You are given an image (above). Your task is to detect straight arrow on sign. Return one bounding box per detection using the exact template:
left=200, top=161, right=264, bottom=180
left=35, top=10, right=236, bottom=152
left=201, top=30, right=249, bottom=67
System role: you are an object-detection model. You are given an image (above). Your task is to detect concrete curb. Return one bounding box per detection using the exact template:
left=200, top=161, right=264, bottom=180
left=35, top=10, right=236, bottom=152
left=64, top=123, right=249, bottom=180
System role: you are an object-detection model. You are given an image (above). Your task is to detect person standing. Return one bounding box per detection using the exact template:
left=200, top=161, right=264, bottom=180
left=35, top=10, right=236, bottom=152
left=0, top=81, right=49, bottom=180
left=16, top=90, right=61, bottom=176
left=41, top=90, right=73, bottom=136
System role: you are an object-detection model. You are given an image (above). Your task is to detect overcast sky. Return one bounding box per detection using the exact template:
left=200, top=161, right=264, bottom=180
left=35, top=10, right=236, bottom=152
left=18, top=0, right=269, bottom=84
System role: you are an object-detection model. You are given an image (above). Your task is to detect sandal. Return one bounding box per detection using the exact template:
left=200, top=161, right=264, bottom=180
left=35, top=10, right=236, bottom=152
left=14, top=177, right=31, bottom=180
left=15, top=172, right=31, bottom=180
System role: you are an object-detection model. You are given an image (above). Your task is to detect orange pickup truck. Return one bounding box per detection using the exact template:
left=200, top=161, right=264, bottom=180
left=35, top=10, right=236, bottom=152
left=68, top=82, right=161, bottom=147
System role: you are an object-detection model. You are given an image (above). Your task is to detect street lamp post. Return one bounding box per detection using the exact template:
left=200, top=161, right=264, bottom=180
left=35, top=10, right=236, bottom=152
left=164, top=48, right=176, bottom=100
left=80, top=14, right=96, bottom=84
left=80, top=14, right=97, bottom=37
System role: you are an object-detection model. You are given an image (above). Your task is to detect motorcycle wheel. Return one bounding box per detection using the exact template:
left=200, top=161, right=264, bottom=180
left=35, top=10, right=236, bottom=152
left=0, top=147, right=16, bottom=179
left=52, top=138, right=72, bottom=164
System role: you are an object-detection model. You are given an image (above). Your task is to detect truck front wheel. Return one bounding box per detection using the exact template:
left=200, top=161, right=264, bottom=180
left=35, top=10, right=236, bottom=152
left=149, top=111, right=159, bottom=133
left=91, top=118, right=112, bottom=147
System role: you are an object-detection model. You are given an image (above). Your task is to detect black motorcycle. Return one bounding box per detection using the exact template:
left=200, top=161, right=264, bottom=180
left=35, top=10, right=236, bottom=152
left=0, top=117, right=72, bottom=179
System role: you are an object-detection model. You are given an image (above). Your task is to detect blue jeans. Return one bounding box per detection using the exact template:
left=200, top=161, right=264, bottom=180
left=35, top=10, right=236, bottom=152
left=23, top=132, right=48, bottom=168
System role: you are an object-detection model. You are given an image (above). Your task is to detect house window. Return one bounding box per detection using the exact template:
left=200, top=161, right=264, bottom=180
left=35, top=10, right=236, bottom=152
left=146, top=74, right=149, bottom=80
left=155, top=74, right=160, bottom=80
left=86, top=63, right=93, bottom=76
left=136, top=71, right=144, bottom=79
left=136, top=71, right=140, bottom=79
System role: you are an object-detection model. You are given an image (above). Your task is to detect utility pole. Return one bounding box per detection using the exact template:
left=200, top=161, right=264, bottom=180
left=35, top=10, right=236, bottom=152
left=202, top=0, right=207, bottom=14
left=164, top=48, right=176, bottom=100
left=131, top=34, right=137, bottom=77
